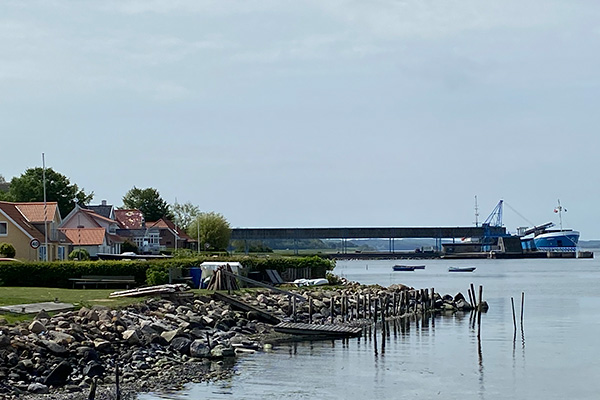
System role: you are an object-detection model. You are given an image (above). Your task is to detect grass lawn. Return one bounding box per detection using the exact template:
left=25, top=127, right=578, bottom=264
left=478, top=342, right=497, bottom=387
left=0, top=287, right=149, bottom=324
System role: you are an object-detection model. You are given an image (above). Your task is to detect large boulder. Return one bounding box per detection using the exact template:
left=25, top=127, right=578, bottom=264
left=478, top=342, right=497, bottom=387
left=169, top=336, right=192, bottom=355
left=29, top=320, right=46, bottom=334
left=189, top=340, right=211, bottom=358
left=44, top=361, right=72, bottom=386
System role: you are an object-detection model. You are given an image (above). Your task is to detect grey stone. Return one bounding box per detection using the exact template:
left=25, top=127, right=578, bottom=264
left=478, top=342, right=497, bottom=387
left=83, top=361, right=105, bottom=378
left=27, top=382, right=49, bottom=394
left=169, top=336, right=192, bottom=355
left=210, top=344, right=235, bottom=358
left=122, top=329, right=141, bottom=345
left=189, top=340, right=211, bottom=358
left=43, top=340, right=69, bottom=356
left=29, top=320, right=46, bottom=334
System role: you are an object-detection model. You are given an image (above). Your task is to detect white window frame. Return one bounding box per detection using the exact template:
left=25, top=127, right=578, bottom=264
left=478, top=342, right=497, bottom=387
left=0, top=221, right=7, bottom=236
left=38, top=246, right=47, bottom=261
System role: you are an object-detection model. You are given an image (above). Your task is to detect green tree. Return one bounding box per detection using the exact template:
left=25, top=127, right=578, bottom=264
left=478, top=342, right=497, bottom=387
left=68, top=248, right=90, bottom=261
left=0, top=175, right=10, bottom=201
left=188, top=212, right=231, bottom=251
left=172, top=201, right=200, bottom=231
left=9, top=168, right=93, bottom=217
left=122, top=187, right=173, bottom=222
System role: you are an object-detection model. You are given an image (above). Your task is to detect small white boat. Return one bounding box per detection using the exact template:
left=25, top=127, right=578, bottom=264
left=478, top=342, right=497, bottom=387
left=448, top=266, right=476, bottom=272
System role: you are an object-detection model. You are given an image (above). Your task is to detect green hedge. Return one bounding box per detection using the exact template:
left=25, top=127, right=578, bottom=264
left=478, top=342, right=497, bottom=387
left=0, top=256, right=335, bottom=288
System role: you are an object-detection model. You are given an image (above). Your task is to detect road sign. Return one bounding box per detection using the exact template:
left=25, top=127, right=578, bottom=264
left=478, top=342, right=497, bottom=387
left=30, top=239, right=41, bottom=249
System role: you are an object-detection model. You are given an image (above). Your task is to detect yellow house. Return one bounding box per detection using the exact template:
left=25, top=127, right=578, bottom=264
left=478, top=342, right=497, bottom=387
left=0, top=201, right=66, bottom=261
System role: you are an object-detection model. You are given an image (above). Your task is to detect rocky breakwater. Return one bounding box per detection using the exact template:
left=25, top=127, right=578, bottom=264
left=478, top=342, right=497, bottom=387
left=0, top=295, right=268, bottom=399
left=0, top=283, right=487, bottom=399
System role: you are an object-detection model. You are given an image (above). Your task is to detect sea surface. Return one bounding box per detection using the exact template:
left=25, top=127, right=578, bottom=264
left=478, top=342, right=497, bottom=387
left=140, top=255, right=600, bottom=400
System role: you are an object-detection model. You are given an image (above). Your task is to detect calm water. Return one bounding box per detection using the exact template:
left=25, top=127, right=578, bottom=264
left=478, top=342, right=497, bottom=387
left=140, top=255, right=600, bottom=400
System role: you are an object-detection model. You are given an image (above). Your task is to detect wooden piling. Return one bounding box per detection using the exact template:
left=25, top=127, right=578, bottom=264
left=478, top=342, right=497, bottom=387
left=88, top=377, right=97, bottom=400
left=380, top=297, right=386, bottom=332
left=373, top=297, right=378, bottom=323
left=511, top=297, right=517, bottom=339
left=467, top=287, right=475, bottom=309
left=115, top=359, right=121, bottom=400
left=330, top=296, right=335, bottom=322
left=520, top=292, right=525, bottom=327
left=478, top=285, right=483, bottom=311
left=292, top=295, right=297, bottom=322
left=470, top=283, right=477, bottom=308
left=368, top=294, right=372, bottom=319
left=308, top=297, right=313, bottom=324
left=430, top=288, right=435, bottom=310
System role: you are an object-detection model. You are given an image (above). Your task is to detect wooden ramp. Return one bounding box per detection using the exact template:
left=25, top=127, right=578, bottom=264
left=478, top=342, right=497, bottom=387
left=274, top=322, right=362, bottom=338
left=213, top=292, right=282, bottom=324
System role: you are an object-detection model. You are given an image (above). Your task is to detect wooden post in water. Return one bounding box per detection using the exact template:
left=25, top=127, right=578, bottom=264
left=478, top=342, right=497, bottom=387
left=520, top=292, right=525, bottom=327
left=373, top=297, right=378, bottom=323
left=292, top=295, right=297, bottom=323
left=380, top=297, right=386, bottom=333
left=115, top=358, right=121, bottom=400
left=470, top=283, right=477, bottom=308
left=478, top=285, right=483, bottom=312
left=413, top=291, right=418, bottom=313
left=467, top=287, right=475, bottom=309
left=308, top=296, right=313, bottom=324
left=368, top=294, right=372, bottom=319
left=511, top=297, right=517, bottom=340
left=330, top=296, right=335, bottom=323
left=392, top=293, right=397, bottom=316
left=430, top=288, right=435, bottom=310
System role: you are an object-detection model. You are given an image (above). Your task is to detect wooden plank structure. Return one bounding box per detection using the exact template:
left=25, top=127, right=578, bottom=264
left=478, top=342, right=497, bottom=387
left=221, top=270, right=307, bottom=302
left=274, top=322, right=362, bottom=338
left=108, top=283, right=190, bottom=298
left=213, top=292, right=282, bottom=324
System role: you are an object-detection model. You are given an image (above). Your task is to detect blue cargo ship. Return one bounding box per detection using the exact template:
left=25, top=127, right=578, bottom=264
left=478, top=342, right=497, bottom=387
left=522, top=200, right=579, bottom=253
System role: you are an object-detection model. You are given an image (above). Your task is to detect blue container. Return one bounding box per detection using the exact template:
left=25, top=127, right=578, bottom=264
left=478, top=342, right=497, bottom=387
left=189, top=268, right=202, bottom=289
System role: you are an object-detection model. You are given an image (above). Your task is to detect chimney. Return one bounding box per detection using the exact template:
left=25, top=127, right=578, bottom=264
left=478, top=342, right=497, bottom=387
left=101, top=200, right=107, bottom=206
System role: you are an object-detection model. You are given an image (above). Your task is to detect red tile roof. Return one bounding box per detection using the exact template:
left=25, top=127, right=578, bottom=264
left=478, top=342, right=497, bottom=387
left=14, top=202, right=59, bottom=223
left=0, top=201, right=46, bottom=241
left=59, top=228, right=106, bottom=246
left=114, top=209, right=144, bottom=229
left=146, top=218, right=194, bottom=240
left=81, top=208, right=117, bottom=225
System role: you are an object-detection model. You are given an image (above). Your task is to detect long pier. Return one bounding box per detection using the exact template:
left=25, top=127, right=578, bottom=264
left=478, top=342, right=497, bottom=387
left=231, top=226, right=507, bottom=254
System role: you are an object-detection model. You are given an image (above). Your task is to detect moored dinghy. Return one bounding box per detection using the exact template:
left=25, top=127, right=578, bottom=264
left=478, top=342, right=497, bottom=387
left=448, top=266, right=476, bottom=272
left=393, top=265, right=417, bottom=271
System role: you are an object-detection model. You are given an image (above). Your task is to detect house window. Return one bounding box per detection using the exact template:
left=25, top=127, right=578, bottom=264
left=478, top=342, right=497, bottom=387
left=0, top=222, right=7, bottom=236
left=38, top=246, right=47, bottom=261
left=58, top=246, right=65, bottom=260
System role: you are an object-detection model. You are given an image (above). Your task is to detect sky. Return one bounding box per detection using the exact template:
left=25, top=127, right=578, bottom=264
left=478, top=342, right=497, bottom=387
left=2, top=1, right=600, bottom=238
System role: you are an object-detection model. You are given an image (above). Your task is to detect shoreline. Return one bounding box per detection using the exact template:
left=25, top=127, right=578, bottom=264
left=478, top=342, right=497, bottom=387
left=0, top=281, right=481, bottom=399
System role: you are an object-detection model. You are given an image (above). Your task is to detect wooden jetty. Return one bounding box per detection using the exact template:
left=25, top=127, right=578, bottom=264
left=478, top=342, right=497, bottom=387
left=273, top=322, right=362, bottom=338
left=213, top=292, right=282, bottom=324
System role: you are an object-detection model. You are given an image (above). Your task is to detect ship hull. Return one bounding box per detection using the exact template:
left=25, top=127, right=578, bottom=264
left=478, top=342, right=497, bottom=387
left=533, top=230, right=580, bottom=252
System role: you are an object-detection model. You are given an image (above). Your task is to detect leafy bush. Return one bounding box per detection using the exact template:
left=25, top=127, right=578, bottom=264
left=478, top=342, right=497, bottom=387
left=0, top=243, right=16, bottom=258
left=121, top=240, right=139, bottom=254
left=0, top=255, right=335, bottom=288
left=69, top=248, right=90, bottom=261
left=146, top=265, right=169, bottom=286
left=326, top=272, right=344, bottom=285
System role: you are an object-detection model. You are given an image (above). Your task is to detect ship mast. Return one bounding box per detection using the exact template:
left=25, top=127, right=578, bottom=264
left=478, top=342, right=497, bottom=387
left=474, top=195, right=479, bottom=227
left=555, top=199, right=564, bottom=231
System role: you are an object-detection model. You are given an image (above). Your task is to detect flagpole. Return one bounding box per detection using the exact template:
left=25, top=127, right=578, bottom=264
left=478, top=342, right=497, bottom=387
left=42, top=153, right=48, bottom=261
